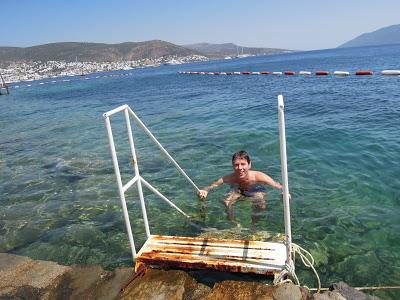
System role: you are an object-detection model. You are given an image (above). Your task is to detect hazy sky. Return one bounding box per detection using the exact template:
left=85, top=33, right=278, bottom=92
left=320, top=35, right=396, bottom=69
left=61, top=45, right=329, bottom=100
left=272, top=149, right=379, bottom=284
left=3, top=0, right=400, bottom=50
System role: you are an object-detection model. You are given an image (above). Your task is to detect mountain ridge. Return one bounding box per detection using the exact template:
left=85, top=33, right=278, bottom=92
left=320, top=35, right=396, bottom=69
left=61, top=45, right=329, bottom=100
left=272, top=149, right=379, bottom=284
left=183, top=42, right=290, bottom=58
left=0, top=40, right=290, bottom=66
left=338, top=24, right=400, bottom=48
left=0, top=40, right=201, bottom=65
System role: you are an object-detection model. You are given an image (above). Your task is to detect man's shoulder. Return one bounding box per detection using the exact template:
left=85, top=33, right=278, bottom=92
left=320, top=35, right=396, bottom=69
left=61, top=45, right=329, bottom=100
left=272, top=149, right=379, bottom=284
left=251, top=170, right=268, bottom=179
left=250, top=170, right=264, bottom=175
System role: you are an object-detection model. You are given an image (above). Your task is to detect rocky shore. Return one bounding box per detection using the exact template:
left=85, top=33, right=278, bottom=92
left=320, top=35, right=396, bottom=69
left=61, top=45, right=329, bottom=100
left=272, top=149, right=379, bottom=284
left=0, top=55, right=208, bottom=83
left=0, top=253, right=381, bottom=300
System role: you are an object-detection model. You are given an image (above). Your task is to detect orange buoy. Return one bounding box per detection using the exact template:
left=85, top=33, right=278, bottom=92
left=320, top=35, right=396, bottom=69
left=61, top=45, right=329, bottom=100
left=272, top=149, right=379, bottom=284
left=355, top=70, right=373, bottom=75
left=260, top=71, right=270, bottom=75
left=315, top=71, right=329, bottom=76
left=284, top=71, right=295, bottom=75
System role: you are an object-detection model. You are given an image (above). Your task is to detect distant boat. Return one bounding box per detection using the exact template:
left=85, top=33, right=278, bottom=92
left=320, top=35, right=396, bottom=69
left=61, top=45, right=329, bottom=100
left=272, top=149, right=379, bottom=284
left=236, top=46, right=252, bottom=58
left=224, top=56, right=232, bottom=59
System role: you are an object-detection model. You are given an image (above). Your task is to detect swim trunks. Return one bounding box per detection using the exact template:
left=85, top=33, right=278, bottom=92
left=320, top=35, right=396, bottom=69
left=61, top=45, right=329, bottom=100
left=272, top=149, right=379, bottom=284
left=227, top=184, right=266, bottom=197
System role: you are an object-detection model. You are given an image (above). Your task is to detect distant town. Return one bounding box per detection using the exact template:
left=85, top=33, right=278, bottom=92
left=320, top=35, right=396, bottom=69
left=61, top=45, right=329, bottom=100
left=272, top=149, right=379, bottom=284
left=0, top=40, right=293, bottom=84
left=0, top=55, right=208, bottom=83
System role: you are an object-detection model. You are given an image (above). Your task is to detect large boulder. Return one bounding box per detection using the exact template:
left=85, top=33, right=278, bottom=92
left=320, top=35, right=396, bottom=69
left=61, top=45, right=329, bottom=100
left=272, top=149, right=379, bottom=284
left=273, top=282, right=306, bottom=300
left=0, top=253, right=71, bottom=299
left=0, top=253, right=132, bottom=300
left=202, top=280, right=275, bottom=300
left=119, top=269, right=210, bottom=300
left=66, top=265, right=131, bottom=300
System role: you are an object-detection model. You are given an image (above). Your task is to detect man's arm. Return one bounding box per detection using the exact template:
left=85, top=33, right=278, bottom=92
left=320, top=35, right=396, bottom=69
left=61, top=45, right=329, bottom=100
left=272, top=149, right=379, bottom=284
left=256, top=171, right=282, bottom=190
left=197, top=177, right=225, bottom=200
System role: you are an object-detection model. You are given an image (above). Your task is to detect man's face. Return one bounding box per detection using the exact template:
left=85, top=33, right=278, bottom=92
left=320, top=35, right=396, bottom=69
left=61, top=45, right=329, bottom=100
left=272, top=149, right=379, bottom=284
left=232, top=158, right=251, bottom=179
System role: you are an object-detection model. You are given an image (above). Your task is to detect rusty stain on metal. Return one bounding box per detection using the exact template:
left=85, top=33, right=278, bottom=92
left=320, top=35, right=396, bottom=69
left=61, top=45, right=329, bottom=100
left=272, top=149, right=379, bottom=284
left=135, top=235, right=286, bottom=276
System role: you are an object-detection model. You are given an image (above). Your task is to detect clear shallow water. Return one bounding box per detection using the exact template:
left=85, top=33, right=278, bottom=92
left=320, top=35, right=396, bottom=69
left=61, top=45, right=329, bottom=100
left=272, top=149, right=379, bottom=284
left=1, top=44, right=400, bottom=296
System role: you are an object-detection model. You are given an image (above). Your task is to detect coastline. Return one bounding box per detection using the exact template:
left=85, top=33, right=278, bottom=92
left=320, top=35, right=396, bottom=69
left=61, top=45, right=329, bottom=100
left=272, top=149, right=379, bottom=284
left=0, top=252, right=382, bottom=299
left=0, top=54, right=208, bottom=84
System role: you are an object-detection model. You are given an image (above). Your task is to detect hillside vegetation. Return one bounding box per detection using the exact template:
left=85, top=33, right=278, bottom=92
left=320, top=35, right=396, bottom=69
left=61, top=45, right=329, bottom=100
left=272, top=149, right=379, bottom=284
left=0, top=40, right=200, bottom=65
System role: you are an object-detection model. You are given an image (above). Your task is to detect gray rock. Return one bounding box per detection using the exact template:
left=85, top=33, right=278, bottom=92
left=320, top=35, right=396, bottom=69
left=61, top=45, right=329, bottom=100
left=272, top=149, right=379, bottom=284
left=330, top=282, right=381, bottom=300
left=273, top=282, right=304, bottom=300
left=313, top=291, right=347, bottom=300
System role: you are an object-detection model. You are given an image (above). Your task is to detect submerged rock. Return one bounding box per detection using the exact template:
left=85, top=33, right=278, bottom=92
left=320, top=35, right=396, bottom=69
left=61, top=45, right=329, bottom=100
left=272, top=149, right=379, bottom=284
left=198, top=227, right=285, bottom=242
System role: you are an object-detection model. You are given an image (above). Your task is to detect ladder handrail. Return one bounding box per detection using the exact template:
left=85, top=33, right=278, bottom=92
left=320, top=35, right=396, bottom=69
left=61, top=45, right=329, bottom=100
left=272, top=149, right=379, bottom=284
left=278, top=95, right=293, bottom=268
left=103, top=105, right=200, bottom=192
left=104, top=115, right=137, bottom=260
left=126, top=106, right=200, bottom=193
left=103, top=104, right=197, bottom=261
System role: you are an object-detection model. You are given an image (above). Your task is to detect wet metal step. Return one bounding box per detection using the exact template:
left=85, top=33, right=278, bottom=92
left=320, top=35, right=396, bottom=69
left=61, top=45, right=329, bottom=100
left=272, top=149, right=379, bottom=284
left=135, top=235, right=286, bottom=276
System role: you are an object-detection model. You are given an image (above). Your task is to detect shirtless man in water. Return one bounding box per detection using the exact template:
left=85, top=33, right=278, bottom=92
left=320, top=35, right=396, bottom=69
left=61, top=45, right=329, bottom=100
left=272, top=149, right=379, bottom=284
left=197, top=150, right=283, bottom=220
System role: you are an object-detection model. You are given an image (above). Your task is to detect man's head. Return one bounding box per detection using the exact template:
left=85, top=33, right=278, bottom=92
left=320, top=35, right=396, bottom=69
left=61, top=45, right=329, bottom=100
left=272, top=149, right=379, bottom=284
left=232, top=150, right=251, bottom=179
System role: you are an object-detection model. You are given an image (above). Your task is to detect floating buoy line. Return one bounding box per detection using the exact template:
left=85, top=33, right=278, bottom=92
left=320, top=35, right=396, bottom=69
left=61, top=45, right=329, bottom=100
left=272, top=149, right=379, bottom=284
left=179, top=69, right=400, bottom=77
left=8, top=69, right=399, bottom=90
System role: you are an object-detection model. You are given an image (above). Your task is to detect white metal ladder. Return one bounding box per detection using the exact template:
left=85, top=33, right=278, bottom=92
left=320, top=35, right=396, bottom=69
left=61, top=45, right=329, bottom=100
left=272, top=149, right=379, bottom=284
left=103, top=95, right=293, bottom=276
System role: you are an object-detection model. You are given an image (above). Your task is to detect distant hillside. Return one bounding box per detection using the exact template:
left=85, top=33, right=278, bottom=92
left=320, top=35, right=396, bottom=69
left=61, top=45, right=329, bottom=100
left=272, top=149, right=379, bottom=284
left=0, top=40, right=292, bottom=67
left=183, top=42, right=290, bottom=58
left=338, top=24, right=400, bottom=48
left=0, top=40, right=201, bottom=65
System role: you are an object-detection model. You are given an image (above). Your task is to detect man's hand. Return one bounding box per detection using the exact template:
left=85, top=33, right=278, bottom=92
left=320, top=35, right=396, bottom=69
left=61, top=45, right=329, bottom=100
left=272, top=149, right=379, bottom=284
left=197, top=190, right=208, bottom=200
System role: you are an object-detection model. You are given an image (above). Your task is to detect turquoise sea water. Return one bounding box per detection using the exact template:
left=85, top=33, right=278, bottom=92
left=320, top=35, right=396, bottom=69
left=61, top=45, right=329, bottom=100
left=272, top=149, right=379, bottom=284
left=1, top=44, right=399, bottom=297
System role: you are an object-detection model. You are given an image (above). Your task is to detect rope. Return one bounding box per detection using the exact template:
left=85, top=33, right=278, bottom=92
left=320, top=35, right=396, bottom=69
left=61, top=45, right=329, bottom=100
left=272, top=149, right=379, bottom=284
left=308, top=286, right=400, bottom=291
left=291, top=243, right=321, bottom=293
left=355, top=286, right=400, bottom=291
left=273, top=242, right=321, bottom=293
left=276, top=243, right=400, bottom=294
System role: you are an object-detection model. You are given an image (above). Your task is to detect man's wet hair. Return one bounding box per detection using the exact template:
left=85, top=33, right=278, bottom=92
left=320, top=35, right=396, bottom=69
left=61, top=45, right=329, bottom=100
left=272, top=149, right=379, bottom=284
left=232, top=150, right=251, bottom=164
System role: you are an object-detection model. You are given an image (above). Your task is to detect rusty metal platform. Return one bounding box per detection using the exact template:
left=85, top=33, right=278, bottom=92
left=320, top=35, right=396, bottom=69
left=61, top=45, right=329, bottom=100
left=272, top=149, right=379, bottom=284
left=135, top=235, right=287, bottom=276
